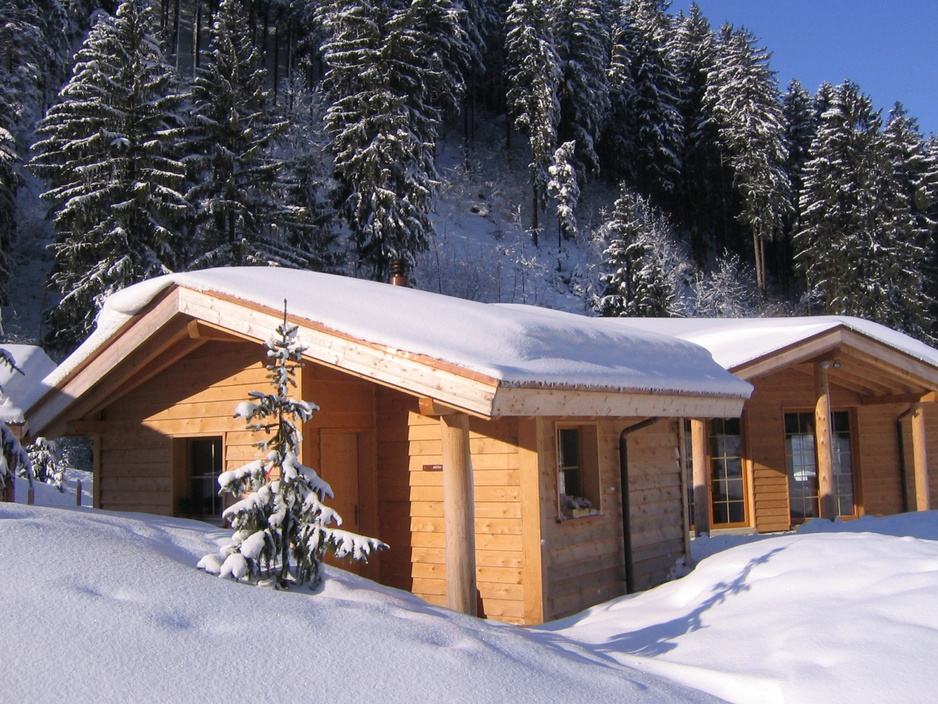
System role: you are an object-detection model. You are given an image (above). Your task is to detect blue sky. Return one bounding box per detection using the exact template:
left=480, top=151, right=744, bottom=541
left=669, top=0, right=938, bottom=137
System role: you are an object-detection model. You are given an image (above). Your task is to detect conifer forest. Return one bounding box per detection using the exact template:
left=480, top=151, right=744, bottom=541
left=2, top=0, right=937, bottom=354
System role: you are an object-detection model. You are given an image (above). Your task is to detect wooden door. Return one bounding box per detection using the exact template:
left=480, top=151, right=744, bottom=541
left=319, top=431, right=362, bottom=573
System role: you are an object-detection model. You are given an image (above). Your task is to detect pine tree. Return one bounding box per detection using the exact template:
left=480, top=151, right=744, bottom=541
left=554, top=0, right=611, bottom=181
left=779, top=78, right=816, bottom=294
left=318, top=0, right=468, bottom=279
left=31, top=0, right=187, bottom=351
left=505, top=0, right=561, bottom=238
left=0, top=127, right=15, bottom=306
left=547, top=140, right=579, bottom=243
left=0, top=349, right=32, bottom=496
left=183, top=0, right=293, bottom=269
left=794, top=80, right=931, bottom=338
left=605, top=0, right=683, bottom=202
left=703, top=24, right=790, bottom=296
left=199, top=305, right=387, bottom=588
left=671, top=2, right=721, bottom=264
left=596, top=186, right=675, bottom=317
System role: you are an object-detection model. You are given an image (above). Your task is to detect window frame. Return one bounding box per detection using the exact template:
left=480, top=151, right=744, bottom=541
left=555, top=424, right=601, bottom=520
left=784, top=408, right=858, bottom=523
left=707, top=417, right=750, bottom=529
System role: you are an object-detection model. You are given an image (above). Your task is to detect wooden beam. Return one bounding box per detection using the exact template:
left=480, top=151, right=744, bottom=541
left=518, top=417, right=546, bottom=625
left=440, top=413, right=477, bottom=616
left=492, top=388, right=747, bottom=420
left=690, top=419, right=709, bottom=536
left=911, top=402, right=931, bottom=512
left=862, top=392, right=934, bottom=406
left=815, top=361, right=836, bottom=520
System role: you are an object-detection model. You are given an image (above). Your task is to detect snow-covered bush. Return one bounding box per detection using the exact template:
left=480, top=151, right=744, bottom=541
left=199, top=306, right=386, bottom=588
left=26, top=437, right=64, bottom=489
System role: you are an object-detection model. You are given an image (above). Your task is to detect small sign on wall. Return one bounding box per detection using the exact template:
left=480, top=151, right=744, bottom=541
left=422, top=464, right=443, bottom=472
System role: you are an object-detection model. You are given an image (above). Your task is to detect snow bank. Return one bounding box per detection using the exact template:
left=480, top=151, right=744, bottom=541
left=544, top=512, right=938, bottom=704
left=6, top=504, right=938, bottom=703
left=0, top=504, right=718, bottom=704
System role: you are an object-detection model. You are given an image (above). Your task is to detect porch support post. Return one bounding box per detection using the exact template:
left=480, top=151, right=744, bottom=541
left=911, top=402, right=931, bottom=511
left=440, top=413, right=477, bottom=616
left=690, top=419, right=709, bottom=536
left=814, top=361, right=836, bottom=520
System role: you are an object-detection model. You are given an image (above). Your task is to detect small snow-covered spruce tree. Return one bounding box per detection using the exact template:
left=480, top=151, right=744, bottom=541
left=0, top=349, right=33, bottom=494
left=200, top=304, right=387, bottom=588
left=26, top=437, right=64, bottom=490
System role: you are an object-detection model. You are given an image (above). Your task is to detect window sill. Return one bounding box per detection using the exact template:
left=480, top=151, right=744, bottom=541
left=557, top=509, right=603, bottom=522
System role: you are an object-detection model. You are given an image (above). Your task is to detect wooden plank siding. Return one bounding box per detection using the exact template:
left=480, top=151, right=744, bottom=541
left=374, top=388, right=530, bottom=624
left=744, top=367, right=921, bottom=532
left=539, top=418, right=686, bottom=621
left=97, top=342, right=267, bottom=514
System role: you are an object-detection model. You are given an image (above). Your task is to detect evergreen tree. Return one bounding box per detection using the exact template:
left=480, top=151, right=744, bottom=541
left=779, top=78, right=816, bottom=294
left=554, top=0, right=611, bottom=181
left=183, top=0, right=293, bottom=269
left=199, top=306, right=387, bottom=588
left=605, top=0, right=683, bottom=202
left=0, top=127, right=15, bottom=306
left=703, top=24, right=790, bottom=296
left=794, top=80, right=931, bottom=338
left=318, top=0, right=468, bottom=279
left=505, top=0, right=561, bottom=238
left=0, top=0, right=71, bottom=306
left=546, top=140, right=579, bottom=243
left=671, top=2, right=721, bottom=264
left=0, top=349, right=32, bottom=496
left=31, top=0, right=187, bottom=351
left=596, top=186, right=675, bottom=317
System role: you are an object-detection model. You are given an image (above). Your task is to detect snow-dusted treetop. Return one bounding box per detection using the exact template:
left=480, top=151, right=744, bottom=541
left=42, top=267, right=752, bottom=401
left=622, top=317, right=938, bottom=374
left=0, top=345, right=56, bottom=424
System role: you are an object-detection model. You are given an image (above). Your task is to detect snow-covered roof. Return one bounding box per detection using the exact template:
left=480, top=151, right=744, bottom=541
left=1, top=344, right=56, bottom=424
left=618, top=316, right=938, bottom=375
left=38, top=268, right=751, bottom=421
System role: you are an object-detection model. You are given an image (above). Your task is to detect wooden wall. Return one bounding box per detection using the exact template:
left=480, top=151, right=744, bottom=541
left=91, top=339, right=691, bottom=625
left=745, top=367, right=916, bottom=532
left=374, top=388, right=530, bottom=624
left=98, top=341, right=267, bottom=514
left=539, top=418, right=685, bottom=621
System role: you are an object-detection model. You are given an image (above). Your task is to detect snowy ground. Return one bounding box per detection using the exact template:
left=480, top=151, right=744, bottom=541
left=4, top=501, right=938, bottom=703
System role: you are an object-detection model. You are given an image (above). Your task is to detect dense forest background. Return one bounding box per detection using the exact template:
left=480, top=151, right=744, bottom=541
left=2, top=0, right=937, bottom=355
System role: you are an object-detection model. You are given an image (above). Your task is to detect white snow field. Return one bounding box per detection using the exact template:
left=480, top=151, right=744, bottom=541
left=3, top=504, right=938, bottom=704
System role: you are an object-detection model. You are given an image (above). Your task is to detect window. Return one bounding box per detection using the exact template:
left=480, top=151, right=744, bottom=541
left=708, top=418, right=746, bottom=526
left=785, top=411, right=856, bottom=522
left=177, top=437, right=224, bottom=523
left=557, top=425, right=600, bottom=519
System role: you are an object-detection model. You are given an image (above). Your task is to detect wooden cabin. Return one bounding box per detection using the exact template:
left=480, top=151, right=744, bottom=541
left=25, top=268, right=750, bottom=625
left=625, top=318, right=938, bottom=534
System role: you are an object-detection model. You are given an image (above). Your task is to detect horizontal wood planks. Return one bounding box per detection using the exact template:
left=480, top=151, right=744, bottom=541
left=540, top=419, right=686, bottom=621
left=374, top=388, right=530, bottom=623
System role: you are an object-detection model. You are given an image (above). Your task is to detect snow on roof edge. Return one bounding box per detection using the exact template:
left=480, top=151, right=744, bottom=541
left=36, top=268, right=753, bottom=412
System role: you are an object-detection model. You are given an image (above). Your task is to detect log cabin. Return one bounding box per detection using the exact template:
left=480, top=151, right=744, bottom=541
left=625, top=318, right=938, bottom=534
left=24, top=267, right=751, bottom=625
